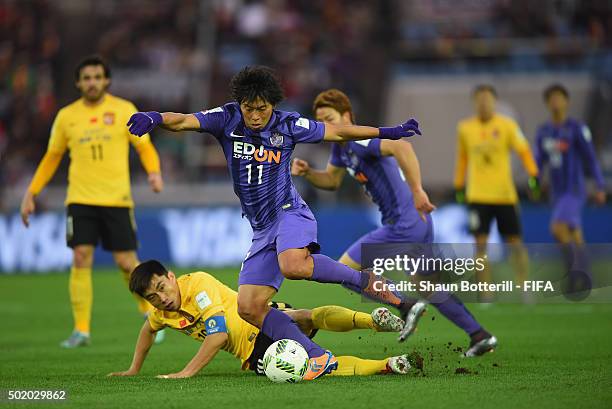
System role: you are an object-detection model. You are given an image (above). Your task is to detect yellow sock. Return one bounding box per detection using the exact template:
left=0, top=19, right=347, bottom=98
left=69, top=266, right=92, bottom=334
left=331, top=356, right=389, bottom=376
left=120, top=269, right=153, bottom=315
left=311, top=306, right=375, bottom=332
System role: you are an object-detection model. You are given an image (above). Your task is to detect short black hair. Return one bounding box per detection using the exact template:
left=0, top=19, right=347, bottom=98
left=74, top=55, right=111, bottom=81
left=129, top=260, right=169, bottom=297
left=543, top=83, right=569, bottom=101
left=230, top=65, right=284, bottom=105
left=472, top=84, right=497, bottom=98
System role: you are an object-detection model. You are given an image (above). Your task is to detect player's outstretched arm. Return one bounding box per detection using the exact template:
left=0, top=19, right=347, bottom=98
left=127, top=111, right=201, bottom=136
left=107, top=321, right=156, bottom=377
left=323, top=119, right=421, bottom=142
left=381, top=140, right=436, bottom=219
left=453, top=128, right=468, bottom=204
left=157, top=314, right=228, bottom=379
left=291, top=158, right=346, bottom=191
left=20, top=151, right=64, bottom=227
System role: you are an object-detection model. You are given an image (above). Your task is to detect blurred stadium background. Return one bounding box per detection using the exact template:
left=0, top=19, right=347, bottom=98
left=1, top=0, right=612, bottom=273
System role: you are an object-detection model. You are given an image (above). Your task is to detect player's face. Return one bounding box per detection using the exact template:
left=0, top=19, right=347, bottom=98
left=546, top=91, right=568, bottom=114
left=143, top=272, right=181, bottom=311
left=76, top=65, right=109, bottom=103
left=474, top=90, right=496, bottom=119
left=315, top=107, right=351, bottom=126
left=240, top=98, right=274, bottom=131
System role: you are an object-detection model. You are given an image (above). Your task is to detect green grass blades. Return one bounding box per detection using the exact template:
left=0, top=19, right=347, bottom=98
left=1, top=268, right=611, bottom=409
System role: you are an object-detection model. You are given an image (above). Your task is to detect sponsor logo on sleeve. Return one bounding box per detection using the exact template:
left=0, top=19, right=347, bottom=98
left=295, top=118, right=310, bottom=129
left=581, top=125, right=592, bottom=142
left=202, top=107, right=224, bottom=115
left=195, top=291, right=212, bottom=310
left=355, top=139, right=372, bottom=147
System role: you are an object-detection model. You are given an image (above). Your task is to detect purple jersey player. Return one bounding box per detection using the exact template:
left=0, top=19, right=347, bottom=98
left=126, top=66, right=423, bottom=380
left=292, top=89, right=497, bottom=357
left=535, top=84, right=606, bottom=244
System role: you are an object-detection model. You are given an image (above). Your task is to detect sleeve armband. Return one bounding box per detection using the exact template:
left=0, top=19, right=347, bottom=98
left=204, top=316, right=228, bottom=335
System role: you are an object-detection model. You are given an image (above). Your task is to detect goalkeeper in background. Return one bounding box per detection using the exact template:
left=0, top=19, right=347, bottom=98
left=453, top=85, right=539, bottom=302
left=20, top=56, right=164, bottom=348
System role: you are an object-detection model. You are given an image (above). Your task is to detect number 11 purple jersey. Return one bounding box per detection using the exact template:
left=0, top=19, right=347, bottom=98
left=194, top=102, right=325, bottom=230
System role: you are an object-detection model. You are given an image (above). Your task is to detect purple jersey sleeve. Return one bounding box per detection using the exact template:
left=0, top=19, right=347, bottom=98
left=354, top=138, right=383, bottom=157
left=192, top=107, right=227, bottom=137
left=329, top=143, right=345, bottom=167
left=289, top=117, right=325, bottom=144
left=576, top=124, right=605, bottom=189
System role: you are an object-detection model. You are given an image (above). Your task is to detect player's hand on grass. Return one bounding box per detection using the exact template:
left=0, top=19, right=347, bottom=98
left=20, top=192, right=36, bottom=227
left=379, top=119, right=421, bottom=140
left=148, top=172, right=164, bottom=193
left=156, top=371, right=193, bottom=379
left=107, top=369, right=138, bottom=377
left=527, top=176, right=541, bottom=201
left=455, top=188, right=466, bottom=204
left=291, top=158, right=310, bottom=176
left=412, top=187, right=436, bottom=221
left=594, top=190, right=606, bottom=205
left=127, top=112, right=162, bottom=136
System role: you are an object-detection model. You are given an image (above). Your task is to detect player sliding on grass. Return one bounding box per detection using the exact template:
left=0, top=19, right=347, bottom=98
left=108, top=260, right=412, bottom=379
left=292, top=89, right=496, bottom=357
left=127, top=66, right=424, bottom=379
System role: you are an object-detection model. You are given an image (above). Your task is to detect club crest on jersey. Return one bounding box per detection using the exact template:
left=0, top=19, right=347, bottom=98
left=270, top=132, right=284, bottom=147
left=233, top=141, right=282, bottom=164
left=103, top=112, right=115, bottom=125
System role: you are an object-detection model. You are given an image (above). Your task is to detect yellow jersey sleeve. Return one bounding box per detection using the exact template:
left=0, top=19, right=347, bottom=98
left=186, top=275, right=226, bottom=321
left=453, top=123, right=468, bottom=189
left=48, top=110, right=68, bottom=154
left=507, top=118, right=538, bottom=177
left=507, top=119, right=529, bottom=153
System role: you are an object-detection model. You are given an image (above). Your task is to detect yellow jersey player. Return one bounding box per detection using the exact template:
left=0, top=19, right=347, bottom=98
left=454, top=84, right=539, bottom=302
left=19, top=56, right=164, bottom=348
left=107, top=260, right=412, bottom=379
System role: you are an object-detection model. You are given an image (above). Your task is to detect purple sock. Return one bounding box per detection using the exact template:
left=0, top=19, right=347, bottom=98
left=312, top=254, right=412, bottom=309
left=431, top=293, right=481, bottom=335
left=311, top=254, right=362, bottom=287
left=261, top=308, right=325, bottom=358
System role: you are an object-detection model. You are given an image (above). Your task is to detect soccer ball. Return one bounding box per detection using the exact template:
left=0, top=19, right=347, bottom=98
left=262, top=339, right=309, bottom=383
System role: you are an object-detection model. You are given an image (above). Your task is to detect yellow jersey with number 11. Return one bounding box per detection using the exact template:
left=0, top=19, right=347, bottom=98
left=47, top=94, right=154, bottom=208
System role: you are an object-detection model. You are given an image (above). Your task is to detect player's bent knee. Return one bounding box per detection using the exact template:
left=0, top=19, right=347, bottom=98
left=278, top=257, right=310, bottom=280
left=73, top=247, right=94, bottom=268
left=114, top=253, right=137, bottom=273
left=237, top=300, right=267, bottom=325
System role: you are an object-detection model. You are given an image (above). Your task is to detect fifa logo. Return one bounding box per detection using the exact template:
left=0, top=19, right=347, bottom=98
left=233, top=141, right=282, bottom=164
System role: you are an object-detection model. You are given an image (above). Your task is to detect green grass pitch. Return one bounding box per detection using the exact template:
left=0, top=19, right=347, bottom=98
left=1, top=268, right=611, bottom=409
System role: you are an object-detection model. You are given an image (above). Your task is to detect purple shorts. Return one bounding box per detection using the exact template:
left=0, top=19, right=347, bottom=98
left=551, top=194, right=584, bottom=229
left=346, top=214, right=434, bottom=266
left=238, top=205, right=320, bottom=290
